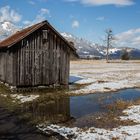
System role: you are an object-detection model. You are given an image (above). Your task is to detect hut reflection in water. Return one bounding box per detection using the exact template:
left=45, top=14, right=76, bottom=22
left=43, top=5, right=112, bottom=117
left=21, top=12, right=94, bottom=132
left=22, top=95, right=71, bottom=124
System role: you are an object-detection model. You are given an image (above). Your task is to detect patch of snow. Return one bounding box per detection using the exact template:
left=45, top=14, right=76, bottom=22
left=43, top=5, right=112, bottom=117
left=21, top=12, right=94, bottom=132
left=61, top=32, right=73, bottom=39
left=99, top=51, right=105, bottom=55
left=120, top=105, right=140, bottom=123
left=75, top=77, right=96, bottom=84
left=103, top=48, right=121, bottom=55
left=70, top=60, right=140, bottom=94
left=78, top=46, right=82, bottom=49
left=0, top=94, right=7, bottom=97
left=37, top=105, right=140, bottom=140
left=74, top=80, right=133, bottom=94
left=83, top=51, right=89, bottom=54
left=10, top=94, right=39, bottom=103
left=109, top=48, right=121, bottom=54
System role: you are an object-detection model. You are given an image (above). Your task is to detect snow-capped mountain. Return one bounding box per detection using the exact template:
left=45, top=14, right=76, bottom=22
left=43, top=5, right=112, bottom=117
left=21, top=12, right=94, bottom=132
left=0, top=21, right=19, bottom=40
left=61, top=32, right=106, bottom=58
left=61, top=32, right=140, bottom=59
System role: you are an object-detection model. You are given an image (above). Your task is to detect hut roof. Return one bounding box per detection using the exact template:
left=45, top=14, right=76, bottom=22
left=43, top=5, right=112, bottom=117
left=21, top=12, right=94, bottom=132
left=0, top=20, right=76, bottom=52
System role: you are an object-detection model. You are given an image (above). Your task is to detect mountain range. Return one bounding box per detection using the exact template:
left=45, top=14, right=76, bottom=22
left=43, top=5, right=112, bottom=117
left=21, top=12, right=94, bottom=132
left=0, top=21, right=139, bottom=59
left=61, top=32, right=140, bottom=59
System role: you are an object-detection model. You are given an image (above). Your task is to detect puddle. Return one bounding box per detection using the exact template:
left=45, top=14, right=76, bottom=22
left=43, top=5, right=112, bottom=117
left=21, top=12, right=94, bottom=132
left=21, top=88, right=140, bottom=124
left=70, top=88, right=140, bottom=118
left=0, top=88, right=140, bottom=137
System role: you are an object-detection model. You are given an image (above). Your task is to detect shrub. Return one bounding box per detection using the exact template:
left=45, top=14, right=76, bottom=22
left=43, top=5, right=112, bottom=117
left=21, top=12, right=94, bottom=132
left=121, top=49, right=130, bottom=60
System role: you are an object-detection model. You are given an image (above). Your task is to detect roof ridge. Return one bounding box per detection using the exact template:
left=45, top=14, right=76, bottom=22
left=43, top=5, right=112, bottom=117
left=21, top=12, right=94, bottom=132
left=0, top=21, right=46, bottom=48
left=0, top=20, right=76, bottom=52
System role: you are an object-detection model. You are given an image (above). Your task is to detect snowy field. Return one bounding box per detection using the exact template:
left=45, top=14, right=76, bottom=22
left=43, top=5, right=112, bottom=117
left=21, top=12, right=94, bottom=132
left=37, top=104, right=140, bottom=140
left=69, top=60, right=140, bottom=94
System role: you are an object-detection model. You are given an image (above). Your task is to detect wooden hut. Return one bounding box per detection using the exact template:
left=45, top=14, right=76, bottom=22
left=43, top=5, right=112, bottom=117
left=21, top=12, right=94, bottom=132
left=0, top=20, right=77, bottom=88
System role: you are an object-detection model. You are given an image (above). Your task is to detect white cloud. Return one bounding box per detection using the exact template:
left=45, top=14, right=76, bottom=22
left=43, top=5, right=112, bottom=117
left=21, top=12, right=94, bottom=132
left=36, top=8, right=50, bottom=21
left=65, top=0, right=134, bottom=6
left=115, top=28, right=140, bottom=49
left=28, top=0, right=36, bottom=5
left=132, top=36, right=140, bottom=45
left=38, top=0, right=48, bottom=2
left=23, top=8, right=51, bottom=26
left=0, top=6, right=21, bottom=40
left=66, top=0, right=78, bottom=1
left=23, top=20, right=32, bottom=25
left=0, top=5, right=22, bottom=23
left=72, top=20, right=79, bottom=28
left=96, top=16, right=105, bottom=21
left=40, top=8, right=50, bottom=15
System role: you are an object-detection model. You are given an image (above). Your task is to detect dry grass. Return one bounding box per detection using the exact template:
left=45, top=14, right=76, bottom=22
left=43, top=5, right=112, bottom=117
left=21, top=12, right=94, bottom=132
left=70, top=83, right=92, bottom=91
left=111, top=137, right=120, bottom=140
left=71, top=59, right=140, bottom=64
left=0, top=83, right=11, bottom=94
left=106, top=99, right=133, bottom=112
left=66, top=99, right=137, bottom=129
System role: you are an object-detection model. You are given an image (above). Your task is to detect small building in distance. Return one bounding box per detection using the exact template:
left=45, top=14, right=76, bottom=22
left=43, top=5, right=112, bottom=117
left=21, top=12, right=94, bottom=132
left=0, top=20, right=77, bottom=88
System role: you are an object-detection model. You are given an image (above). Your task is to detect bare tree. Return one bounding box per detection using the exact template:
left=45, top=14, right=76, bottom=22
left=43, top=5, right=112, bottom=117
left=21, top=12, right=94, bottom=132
left=105, top=29, right=113, bottom=63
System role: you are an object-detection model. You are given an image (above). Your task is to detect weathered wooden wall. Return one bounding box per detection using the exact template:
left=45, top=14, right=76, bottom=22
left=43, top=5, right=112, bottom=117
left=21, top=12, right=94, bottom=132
left=5, top=25, right=71, bottom=87
left=0, top=49, right=13, bottom=85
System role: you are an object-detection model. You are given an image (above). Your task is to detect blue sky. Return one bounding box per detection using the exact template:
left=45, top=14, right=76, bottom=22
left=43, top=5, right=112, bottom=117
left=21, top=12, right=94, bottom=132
left=0, top=0, right=140, bottom=49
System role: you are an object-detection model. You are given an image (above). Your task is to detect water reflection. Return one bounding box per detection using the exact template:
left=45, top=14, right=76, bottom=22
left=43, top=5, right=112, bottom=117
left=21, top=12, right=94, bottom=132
left=21, top=88, right=140, bottom=124
left=22, top=96, right=71, bottom=124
